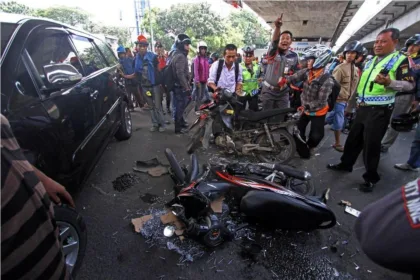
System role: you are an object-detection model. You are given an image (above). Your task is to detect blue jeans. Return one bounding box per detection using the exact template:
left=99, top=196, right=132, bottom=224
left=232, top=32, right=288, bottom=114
left=407, top=124, right=420, bottom=168
left=192, top=82, right=209, bottom=111
left=325, top=102, right=346, bottom=131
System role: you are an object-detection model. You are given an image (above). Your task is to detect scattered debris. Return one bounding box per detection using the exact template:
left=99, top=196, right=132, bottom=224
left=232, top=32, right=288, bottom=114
left=271, top=270, right=279, bottom=278
left=112, top=173, right=139, bottom=192
left=333, top=268, right=340, bottom=277
left=340, top=253, right=345, bottom=258
left=354, top=262, right=360, bottom=270
left=367, top=270, right=372, bottom=273
left=341, top=240, right=348, bottom=245
left=345, top=206, right=361, bottom=217
left=133, top=158, right=169, bottom=177
left=321, top=246, right=328, bottom=250
left=338, top=200, right=352, bottom=207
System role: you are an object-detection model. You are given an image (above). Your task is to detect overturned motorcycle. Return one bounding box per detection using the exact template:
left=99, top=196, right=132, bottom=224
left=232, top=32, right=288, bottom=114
left=163, top=148, right=336, bottom=247
left=186, top=89, right=306, bottom=163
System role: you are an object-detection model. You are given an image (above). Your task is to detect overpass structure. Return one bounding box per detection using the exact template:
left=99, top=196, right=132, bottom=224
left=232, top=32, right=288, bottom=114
left=243, top=0, right=420, bottom=53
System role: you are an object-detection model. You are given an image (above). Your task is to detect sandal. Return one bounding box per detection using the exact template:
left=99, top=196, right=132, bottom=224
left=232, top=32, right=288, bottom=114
left=332, top=144, right=344, bottom=152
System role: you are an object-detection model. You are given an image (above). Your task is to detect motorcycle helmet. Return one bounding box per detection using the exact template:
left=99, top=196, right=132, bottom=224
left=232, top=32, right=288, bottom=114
left=302, top=44, right=332, bottom=69
left=391, top=113, right=419, bottom=132
left=405, top=34, right=420, bottom=48
left=196, top=41, right=207, bottom=52
left=116, top=45, right=126, bottom=54
left=343, top=41, right=364, bottom=57
left=175, top=33, right=192, bottom=50
left=211, top=52, right=219, bottom=60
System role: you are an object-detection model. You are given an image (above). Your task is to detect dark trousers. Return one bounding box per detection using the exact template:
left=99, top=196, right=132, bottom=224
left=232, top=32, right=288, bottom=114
left=297, top=113, right=326, bottom=148
left=340, top=105, right=393, bottom=183
left=173, top=87, right=187, bottom=132
left=238, top=95, right=259, bottom=111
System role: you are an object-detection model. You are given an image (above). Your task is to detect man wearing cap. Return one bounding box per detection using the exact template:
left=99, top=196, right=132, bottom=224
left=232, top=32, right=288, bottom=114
left=124, top=35, right=166, bottom=132
left=239, top=46, right=261, bottom=111
left=260, top=16, right=299, bottom=110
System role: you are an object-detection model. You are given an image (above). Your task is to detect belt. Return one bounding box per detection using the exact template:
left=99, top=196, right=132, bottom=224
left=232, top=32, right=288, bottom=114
left=263, top=81, right=280, bottom=91
left=359, top=103, right=394, bottom=110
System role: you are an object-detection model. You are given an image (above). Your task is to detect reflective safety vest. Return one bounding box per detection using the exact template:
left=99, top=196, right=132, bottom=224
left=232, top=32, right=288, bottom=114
left=241, top=62, right=260, bottom=95
left=357, top=51, right=406, bottom=105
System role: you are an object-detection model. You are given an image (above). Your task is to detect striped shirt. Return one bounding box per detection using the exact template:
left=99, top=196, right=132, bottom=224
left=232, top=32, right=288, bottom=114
left=1, top=115, right=69, bottom=280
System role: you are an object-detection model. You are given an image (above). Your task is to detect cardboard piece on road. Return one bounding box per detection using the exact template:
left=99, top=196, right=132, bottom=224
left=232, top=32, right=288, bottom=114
left=211, top=196, right=225, bottom=213
left=131, top=215, right=153, bottom=233
left=344, top=206, right=361, bottom=217
left=148, top=166, right=169, bottom=177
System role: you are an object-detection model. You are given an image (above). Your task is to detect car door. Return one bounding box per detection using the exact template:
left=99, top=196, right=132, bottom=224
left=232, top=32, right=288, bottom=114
left=69, top=33, right=119, bottom=145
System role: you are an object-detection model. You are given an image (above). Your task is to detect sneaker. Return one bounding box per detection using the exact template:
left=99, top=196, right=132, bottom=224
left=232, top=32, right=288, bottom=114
left=159, top=127, right=166, bottom=132
left=394, top=163, right=418, bottom=171
left=150, top=127, right=158, bottom=132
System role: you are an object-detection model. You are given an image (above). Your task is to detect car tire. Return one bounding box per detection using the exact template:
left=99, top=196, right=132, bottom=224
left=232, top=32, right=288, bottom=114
left=115, top=101, right=132, bottom=141
left=54, top=205, right=87, bottom=278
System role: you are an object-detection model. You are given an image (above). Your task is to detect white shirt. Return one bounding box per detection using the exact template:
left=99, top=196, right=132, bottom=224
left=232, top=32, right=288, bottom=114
left=208, top=60, right=243, bottom=93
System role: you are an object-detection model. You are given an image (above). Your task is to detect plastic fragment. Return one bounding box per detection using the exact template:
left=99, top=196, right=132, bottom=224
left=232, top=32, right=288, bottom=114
left=367, top=270, right=372, bottom=273
left=271, top=270, right=279, bottom=278
left=321, top=246, right=328, bottom=250
left=333, top=268, right=339, bottom=277
left=354, top=262, right=360, bottom=270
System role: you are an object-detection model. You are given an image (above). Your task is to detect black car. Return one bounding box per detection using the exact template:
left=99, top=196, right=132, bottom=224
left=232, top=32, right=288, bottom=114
left=1, top=13, right=132, bottom=189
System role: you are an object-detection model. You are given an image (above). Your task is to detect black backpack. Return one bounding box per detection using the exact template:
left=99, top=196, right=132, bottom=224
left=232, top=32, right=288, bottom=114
left=317, top=73, right=341, bottom=112
left=162, top=53, right=178, bottom=91
left=215, top=59, right=239, bottom=86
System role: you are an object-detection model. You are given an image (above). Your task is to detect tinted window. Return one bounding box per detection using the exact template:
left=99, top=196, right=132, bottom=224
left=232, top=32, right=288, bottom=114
left=26, top=30, right=83, bottom=79
left=71, top=35, right=107, bottom=76
left=9, top=60, right=39, bottom=110
left=1, top=22, right=18, bottom=58
left=95, top=39, right=118, bottom=66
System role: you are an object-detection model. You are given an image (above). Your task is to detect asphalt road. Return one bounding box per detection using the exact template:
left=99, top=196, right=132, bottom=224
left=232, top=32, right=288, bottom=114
left=74, top=108, right=417, bottom=280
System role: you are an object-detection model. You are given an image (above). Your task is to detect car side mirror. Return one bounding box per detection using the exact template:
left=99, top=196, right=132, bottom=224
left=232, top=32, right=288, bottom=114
left=43, top=63, right=82, bottom=90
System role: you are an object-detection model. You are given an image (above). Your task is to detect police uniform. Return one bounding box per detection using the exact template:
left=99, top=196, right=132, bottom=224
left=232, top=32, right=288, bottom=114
left=239, top=61, right=260, bottom=111
left=329, top=50, right=414, bottom=187
left=260, top=41, right=299, bottom=110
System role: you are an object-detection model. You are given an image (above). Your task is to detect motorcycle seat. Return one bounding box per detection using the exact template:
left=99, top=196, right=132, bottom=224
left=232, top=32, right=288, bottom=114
left=238, top=108, right=295, bottom=122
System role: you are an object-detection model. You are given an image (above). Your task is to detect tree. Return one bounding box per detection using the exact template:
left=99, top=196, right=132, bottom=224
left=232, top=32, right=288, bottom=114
left=0, top=1, right=33, bottom=15
left=35, top=6, right=90, bottom=27
left=91, top=24, right=132, bottom=47
left=228, top=10, right=270, bottom=48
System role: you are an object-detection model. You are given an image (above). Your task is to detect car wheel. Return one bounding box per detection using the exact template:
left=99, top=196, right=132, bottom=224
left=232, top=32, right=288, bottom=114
left=54, top=205, right=87, bottom=278
left=115, top=101, right=132, bottom=140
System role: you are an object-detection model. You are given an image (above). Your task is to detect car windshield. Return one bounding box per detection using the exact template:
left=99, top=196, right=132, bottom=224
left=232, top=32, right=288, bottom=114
left=1, top=22, right=18, bottom=59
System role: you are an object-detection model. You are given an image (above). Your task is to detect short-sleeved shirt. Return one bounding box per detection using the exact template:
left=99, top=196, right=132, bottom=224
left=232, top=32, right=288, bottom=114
left=208, top=60, right=243, bottom=93
left=1, top=115, right=69, bottom=280
left=265, top=41, right=299, bottom=86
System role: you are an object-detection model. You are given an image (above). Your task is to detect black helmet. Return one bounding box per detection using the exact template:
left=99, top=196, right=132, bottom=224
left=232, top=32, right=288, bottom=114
left=211, top=52, right=219, bottom=60
left=175, top=34, right=191, bottom=50
left=391, top=113, right=419, bottom=132
left=343, top=41, right=364, bottom=57
left=405, top=34, right=420, bottom=48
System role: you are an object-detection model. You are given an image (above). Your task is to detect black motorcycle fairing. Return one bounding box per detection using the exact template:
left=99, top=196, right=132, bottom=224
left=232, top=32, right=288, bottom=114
left=185, top=153, right=200, bottom=183
left=240, top=190, right=336, bottom=230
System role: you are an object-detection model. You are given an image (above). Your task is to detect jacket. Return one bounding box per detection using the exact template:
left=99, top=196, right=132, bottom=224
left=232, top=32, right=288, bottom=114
left=332, top=62, right=359, bottom=102
left=193, top=56, right=209, bottom=83
left=172, top=50, right=190, bottom=90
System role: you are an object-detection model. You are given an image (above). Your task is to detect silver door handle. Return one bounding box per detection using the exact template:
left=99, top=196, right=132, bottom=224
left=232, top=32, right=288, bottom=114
left=90, top=90, right=99, bottom=99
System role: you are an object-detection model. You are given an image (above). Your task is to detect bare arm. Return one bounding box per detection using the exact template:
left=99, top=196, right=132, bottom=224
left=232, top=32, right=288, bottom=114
left=272, top=16, right=283, bottom=42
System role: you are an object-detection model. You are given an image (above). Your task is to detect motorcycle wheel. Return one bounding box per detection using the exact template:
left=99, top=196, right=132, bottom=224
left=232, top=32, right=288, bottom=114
left=186, top=126, right=205, bottom=154
left=54, top=205, right=87, bottom=278
left=254, top=129, right=296, bottom=163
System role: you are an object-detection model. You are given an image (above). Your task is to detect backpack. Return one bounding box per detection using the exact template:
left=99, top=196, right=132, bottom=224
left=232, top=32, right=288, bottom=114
left=317, top=73, right=341, bottom=112
left=215, top=59, right=239, bottom=86
left=162, top=53, right=179, bottom=91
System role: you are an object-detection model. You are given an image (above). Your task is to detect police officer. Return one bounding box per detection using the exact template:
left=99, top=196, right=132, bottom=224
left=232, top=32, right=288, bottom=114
left=328, top=28, right=415, bottom=192
left=239, top=46, right=261, bottom=111
left=260, top=16, right=299, bottom=110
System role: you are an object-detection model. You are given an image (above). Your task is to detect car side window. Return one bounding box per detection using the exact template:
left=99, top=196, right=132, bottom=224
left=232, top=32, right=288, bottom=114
left=9, top=60, right=40, bottom=110
left=25, top=29, right=83, bottom=80
left=95, top=39, right=118, bottom=66
left=71, top=35, right=107, bottom=76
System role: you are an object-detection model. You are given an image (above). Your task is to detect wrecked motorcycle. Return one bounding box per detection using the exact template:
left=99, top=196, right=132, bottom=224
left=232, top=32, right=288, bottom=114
left=186, top=89, right=302, bottom=163
left=164, top=148, right=336, bottom=247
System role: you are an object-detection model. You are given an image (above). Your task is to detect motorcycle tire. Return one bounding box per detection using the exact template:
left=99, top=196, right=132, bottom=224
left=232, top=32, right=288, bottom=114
left=54, top=205, right=87, bottom=278
left=254, top=129, right=296, bottom=164
left=186, top=126, right=205, bottom=154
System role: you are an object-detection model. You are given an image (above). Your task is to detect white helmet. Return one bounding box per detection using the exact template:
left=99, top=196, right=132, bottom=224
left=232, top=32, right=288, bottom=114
left=302, top=44, right=332, bottom=69
left=197, top=41, right=208, bottom=52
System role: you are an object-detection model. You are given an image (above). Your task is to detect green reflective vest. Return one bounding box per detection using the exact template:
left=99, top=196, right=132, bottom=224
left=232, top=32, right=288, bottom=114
left=357, top=51, right=406, bottom=105
left=241, top=62, right=260, bottom=95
